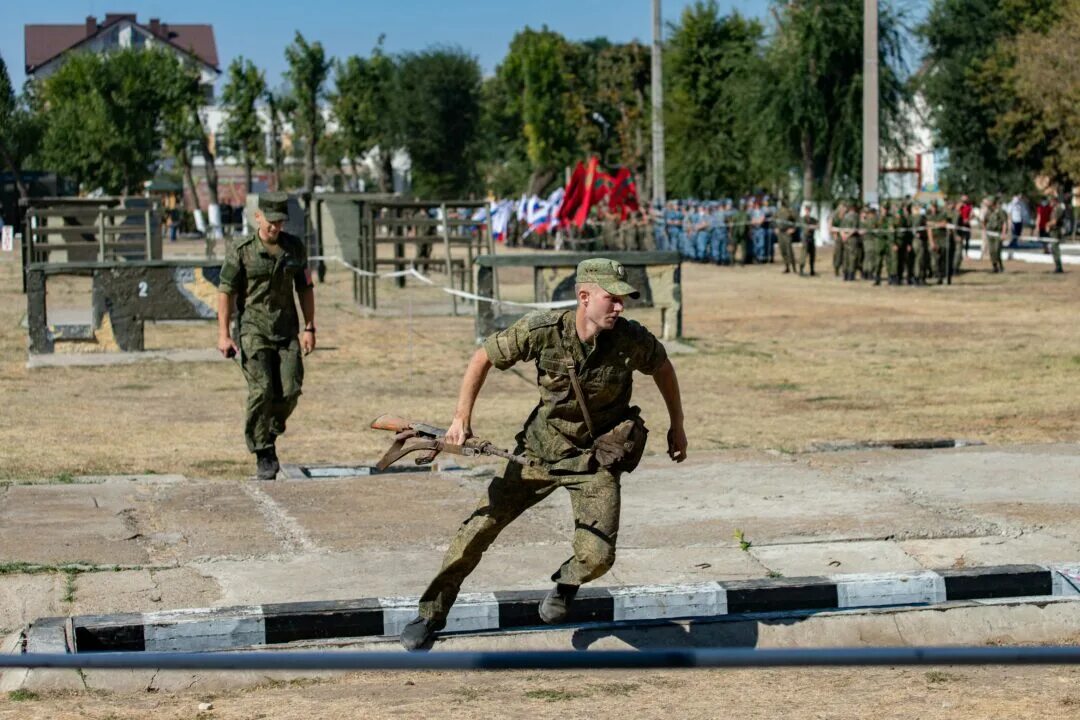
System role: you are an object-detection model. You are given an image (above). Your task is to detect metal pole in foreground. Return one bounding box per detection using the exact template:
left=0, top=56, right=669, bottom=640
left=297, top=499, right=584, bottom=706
left=862, top=0, right=879, bottom=207
left=6, top=647, right=1080, bottom=672
left=651, top=0, right=666, bottom=206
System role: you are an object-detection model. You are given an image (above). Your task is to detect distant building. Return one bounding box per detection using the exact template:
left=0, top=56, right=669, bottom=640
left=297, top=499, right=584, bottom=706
left=25, top=13, right=219, bottom=100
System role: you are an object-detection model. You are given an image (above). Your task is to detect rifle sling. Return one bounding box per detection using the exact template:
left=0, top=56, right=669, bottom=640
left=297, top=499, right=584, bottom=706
left=565, top=359, right=596, bottom=440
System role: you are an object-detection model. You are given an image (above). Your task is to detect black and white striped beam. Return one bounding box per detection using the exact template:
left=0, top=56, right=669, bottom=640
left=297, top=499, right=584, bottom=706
left=43, top=564, right=1080, bottom=654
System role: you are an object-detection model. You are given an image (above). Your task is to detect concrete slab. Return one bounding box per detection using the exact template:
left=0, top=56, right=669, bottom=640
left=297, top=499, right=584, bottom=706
left=0, top=575, right=63, bottom=632
left=194, top=545, right=770, bottom=608
left=133, top=481, right=281, bottom=563
left=28, top=347, right=225, bottom=369
left=0, top=483, right=148, bottom=565
left=747, top=541, right=925, bottom=577
left=260, top=473, right=571, bottom=552
left=71, top=568, right=221, bottom=617
left=900, top=533, right=1080, bottom=569
left=618, top=455, right=978, bottom=548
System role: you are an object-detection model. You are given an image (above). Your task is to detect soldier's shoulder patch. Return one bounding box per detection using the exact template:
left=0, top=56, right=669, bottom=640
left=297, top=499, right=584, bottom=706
left=527, top=310, right=563, bottom=331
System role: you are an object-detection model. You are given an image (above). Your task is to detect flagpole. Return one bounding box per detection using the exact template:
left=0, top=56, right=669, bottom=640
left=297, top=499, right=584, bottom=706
left=862, top=0, right=879, bottom=206
left=651, top=0, right=666, bottom=206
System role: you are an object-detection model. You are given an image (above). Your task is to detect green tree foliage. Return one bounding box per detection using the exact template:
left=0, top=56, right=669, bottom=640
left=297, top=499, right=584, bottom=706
left=38, top=49, right=180, bottom=194
left=221, top=57, right=267, bottom=192
left=284, top=32, right=331, bottom=192
left=0, top=55, right=42, bottom=199
left=761, top=0, right=909, bottom=201
left=395, top=47, right=483, bottom=198
left=592, top=42, right=651, bottom=184
left=495, top=27, right=581, bottom=194
left=331, top=38, right=399, bottom=191
left=920, top=0, right=1057, bottom=193
left=1003, top=0, right=1080, bottom=187
left=665, top=3, right=765, bottom=198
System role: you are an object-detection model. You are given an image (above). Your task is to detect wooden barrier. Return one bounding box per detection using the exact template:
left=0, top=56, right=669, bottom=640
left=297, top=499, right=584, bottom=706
left=474, top=251, right=682, bottom=341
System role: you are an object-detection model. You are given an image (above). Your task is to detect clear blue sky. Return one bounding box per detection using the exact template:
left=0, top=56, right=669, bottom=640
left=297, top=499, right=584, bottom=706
left=2, top=0, right=775, bottom=90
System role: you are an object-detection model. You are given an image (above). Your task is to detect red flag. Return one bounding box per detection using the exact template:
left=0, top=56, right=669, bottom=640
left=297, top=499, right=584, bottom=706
left=557, top=161, right=587, bottom=226
left=608, top=168, right=640, bottom=220
left=571, top=156, right=601, bottom=229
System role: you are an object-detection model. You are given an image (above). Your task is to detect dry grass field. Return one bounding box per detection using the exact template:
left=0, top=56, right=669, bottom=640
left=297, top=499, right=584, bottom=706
left=1, top=243, right=1077, bottom=481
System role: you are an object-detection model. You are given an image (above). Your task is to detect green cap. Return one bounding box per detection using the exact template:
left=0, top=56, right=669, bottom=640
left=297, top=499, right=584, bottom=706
left=575, top=258, right=640, bottom=298
left=258, top=193, right=289, bottom=222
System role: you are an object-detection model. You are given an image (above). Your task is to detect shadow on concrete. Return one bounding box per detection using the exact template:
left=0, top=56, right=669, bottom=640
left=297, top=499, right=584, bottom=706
left=570, top=614, right=816, bottom=650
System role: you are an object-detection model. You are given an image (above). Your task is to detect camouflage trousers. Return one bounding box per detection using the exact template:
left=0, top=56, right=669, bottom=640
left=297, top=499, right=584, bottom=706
left=799, top=237, right=816, bottom=275
left=779, top=233, right=796, bottom=271
left=240, top=337, right=303, bottom=453
left=418, top=459, right=620, bottom=626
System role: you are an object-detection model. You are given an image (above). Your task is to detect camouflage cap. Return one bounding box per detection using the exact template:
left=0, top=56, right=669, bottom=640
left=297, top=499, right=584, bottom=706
left=258, top=193, right=289, bottom=222
left=576, top=258, right=640, bottom=299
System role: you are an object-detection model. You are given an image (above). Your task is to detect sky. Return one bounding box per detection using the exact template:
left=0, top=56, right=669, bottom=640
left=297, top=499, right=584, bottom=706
left=2, top=0, right=774, bottom=90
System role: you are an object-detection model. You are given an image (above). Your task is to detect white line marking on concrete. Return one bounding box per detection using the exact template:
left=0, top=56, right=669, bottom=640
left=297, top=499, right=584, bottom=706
left=831, top=571, right=946, bottom=608
left=379, top=593, right=501, bottom=636
left=241, top=483, right=318, bottom=555
left=1052, top=565, right=1080, bottom=597
left=610, top=582, right=726, bottom=621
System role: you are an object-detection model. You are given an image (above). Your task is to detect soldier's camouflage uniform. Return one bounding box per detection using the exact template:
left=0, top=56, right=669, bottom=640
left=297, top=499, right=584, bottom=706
left=218, top=231, right=313, bottom=453
left=985, top=207, right=1007, bottom=273
left=417, top=308, right=668, bottom=627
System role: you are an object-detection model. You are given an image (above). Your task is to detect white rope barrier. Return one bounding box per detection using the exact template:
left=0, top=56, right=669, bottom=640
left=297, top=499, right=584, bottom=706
left=310, top=255, right=577, bottom=310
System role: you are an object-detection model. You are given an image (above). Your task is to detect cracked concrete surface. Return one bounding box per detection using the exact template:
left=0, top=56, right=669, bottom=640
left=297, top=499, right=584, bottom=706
left=1, top=444, right=1078, bottom=624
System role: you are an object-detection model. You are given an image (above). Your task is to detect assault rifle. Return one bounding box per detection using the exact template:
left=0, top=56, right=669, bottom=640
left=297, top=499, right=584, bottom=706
left=370, top=415, right=534, bottom=470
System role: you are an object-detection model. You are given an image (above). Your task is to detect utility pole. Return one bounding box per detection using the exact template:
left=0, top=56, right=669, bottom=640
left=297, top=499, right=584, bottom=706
left=862, top=0, right=879, bottom=206
left=651, top=0, right=666, bottom=206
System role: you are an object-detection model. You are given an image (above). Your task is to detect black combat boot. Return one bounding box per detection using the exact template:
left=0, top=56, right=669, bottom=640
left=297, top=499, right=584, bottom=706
left=538, top=583, right=579, bottom=624
left=400, top=616, right=440, bottom=651
left=255, top=448, right=279, bottom=480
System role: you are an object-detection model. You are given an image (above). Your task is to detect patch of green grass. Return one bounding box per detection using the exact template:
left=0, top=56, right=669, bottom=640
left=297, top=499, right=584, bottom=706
left=114, top=384, right=152, bottom=391
left=53, top=472, right=76, bottom=484
left=451, top=687, right=488, bottom=701
left=524, top=689, right=588, bottom=702
left=805, top=396, right=843, bottom=403
left=62, top=569, right=78, bottom=604
left=8, top=689, right=39, bottom=701
left=593, top=682, right=640, bottom=696
left=734, top=528, right=752, bottom=552
left=766, top=570, right=784, bottom=578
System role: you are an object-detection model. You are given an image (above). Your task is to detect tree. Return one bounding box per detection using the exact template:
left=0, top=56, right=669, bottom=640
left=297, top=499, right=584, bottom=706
left=919, top=0, right=1057, bottom=193
left=38, top=49, right=179, bottom=194
left=760, top=0, right=910, bottom=201
left=495, top=27, right=582, bottom=194
left=0, top=55, right=41, bottom=199
left=665, top=3, right=765, bottom=198
left=160, top=61, right=203, bottom=214
left=264, top=89, right=295, bottom=190
left=221, top=57, right=266, bottom=193
left=593, top=42, right=652, bottom=190
left=284, top=32, right=331, bottom=192
left=331, top=38, right=399, bottom=191
left=396, top=48, right=483, bottom=198
left=996, top=0, right=1079, bottom=188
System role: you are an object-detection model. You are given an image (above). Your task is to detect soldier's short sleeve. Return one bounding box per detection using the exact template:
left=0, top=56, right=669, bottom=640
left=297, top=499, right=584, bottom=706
left=292, top=238, right=314, bottom=292
left=482, top=314, right=535, bottom=370
left=623, top=319, right=668, bottom=375
left=217, top=241, right=244, bottom=296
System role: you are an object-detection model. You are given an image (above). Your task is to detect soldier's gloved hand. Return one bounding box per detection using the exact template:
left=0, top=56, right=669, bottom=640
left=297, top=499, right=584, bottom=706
left=445, top=417, right=473, bottom=446
left=218, top=334, right=239, bottom=359
left=667, top=427, right=688, bottom=463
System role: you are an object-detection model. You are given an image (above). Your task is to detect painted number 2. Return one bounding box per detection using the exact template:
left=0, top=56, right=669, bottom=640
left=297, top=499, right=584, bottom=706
left=138, top=281, right=149, bottom=298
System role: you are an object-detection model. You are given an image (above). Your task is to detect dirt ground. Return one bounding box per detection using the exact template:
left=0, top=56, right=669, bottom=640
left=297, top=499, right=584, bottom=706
left=1, top=242, right=1077, bottom=481
left=3, top=665, right=1080, bottom=719
left=2, top=241, right=1079, bottom=718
